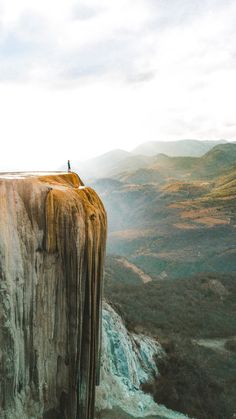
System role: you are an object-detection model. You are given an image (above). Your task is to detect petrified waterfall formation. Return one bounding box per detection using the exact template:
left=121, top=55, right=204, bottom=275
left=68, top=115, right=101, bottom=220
left=0, top=173, right=107, bottom=419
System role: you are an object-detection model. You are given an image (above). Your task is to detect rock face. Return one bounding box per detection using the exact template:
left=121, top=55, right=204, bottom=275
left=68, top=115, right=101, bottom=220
left=0, top=172, right=107, bottom=419
left=95, top=303, right=188, bottom=419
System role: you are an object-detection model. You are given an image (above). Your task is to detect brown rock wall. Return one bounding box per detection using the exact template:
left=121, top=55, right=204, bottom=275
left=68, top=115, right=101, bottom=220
left=0, top=173, right=106, bottom=419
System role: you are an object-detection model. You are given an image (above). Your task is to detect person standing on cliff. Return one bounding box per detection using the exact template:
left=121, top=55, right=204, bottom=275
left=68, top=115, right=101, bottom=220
left=67, top=160, right=71, bottom=172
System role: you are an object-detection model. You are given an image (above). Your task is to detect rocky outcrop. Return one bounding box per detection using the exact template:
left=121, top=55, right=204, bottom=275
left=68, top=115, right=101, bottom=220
left=0, top=172, right=107, bottom=419
left=96, top=303, right=188, bottom=419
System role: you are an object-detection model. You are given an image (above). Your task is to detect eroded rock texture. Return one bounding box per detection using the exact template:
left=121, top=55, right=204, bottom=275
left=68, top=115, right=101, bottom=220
left=95, top=303, right=188, bottom=419
left=0, top=172, right=107, bottom=419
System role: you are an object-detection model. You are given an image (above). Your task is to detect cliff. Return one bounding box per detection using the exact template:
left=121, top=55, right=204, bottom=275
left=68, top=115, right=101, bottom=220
left=0, top=172, right=107, bottom=419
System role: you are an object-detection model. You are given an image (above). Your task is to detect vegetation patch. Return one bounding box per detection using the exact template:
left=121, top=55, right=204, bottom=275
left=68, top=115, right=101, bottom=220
left=105, top=271, right=236, bottom=419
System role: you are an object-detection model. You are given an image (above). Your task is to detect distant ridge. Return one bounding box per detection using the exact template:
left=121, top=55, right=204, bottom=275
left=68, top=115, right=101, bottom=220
left=116, top=142, right=236, bottom=184
left=132, top=139, right=227, bottom=157
left=59, top=149, right=130, bottom=179
left=59, top=140, right=229, bottom=180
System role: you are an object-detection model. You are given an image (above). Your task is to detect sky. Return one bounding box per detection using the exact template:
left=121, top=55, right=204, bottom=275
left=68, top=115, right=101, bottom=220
left=0, top=0, right=236, bottom=170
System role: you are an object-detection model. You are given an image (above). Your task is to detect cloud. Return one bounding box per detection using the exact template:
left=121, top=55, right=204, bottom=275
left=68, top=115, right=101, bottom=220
left=0, top=0, right=236, bottom=171
left=126, top=71, right=156, bottom=84
left=0, top=0, right=152, bottom=83
left=71, top=4, right=103, bottom=21
left=0, top=0, right=235, bottom=86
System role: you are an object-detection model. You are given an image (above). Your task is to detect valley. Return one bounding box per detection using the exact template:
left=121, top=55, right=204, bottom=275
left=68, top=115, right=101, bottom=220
left=91, top=141, right=236, bottom=419
left=93, top=144, right=236, bottom=283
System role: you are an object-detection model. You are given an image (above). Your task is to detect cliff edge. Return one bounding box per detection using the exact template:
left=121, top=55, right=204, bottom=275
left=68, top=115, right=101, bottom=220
left=0, top=172, right=107, bottom=419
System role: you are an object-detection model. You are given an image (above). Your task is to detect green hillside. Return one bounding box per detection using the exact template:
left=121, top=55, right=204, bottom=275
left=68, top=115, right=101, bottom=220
left=92, top=144, right=236, bottom=281
left=114, top=143, right=236, bottom=184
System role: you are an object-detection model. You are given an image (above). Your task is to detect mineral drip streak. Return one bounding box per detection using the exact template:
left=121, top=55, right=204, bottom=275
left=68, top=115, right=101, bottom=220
left=0, top=172, right=107, bottom=419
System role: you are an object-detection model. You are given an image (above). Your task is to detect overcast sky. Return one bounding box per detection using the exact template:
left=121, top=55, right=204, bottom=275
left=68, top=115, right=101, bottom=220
left=0, top=0, right=236, bottom=170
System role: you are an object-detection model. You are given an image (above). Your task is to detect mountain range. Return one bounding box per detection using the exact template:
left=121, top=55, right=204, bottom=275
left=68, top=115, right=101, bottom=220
left=61, top=139, right=228, bottom=180
left=89, top=142, right=236, bottom=282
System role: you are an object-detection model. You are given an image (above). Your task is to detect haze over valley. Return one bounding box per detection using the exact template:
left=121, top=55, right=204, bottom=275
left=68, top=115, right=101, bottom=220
left=76, top=139, right=236, bottom=419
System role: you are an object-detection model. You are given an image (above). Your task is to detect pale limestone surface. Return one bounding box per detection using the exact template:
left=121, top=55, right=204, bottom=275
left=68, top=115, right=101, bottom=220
left=96, top=303, right=189, bottom=419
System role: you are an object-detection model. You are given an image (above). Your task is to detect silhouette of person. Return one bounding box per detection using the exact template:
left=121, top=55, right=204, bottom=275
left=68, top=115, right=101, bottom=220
left=67, top=160, right=71, bottom=172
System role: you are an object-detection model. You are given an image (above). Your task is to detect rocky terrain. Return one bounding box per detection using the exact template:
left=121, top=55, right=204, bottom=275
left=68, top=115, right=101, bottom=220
left=95, top=303, right=188, bottom=419
left=0, top=172, right=107, bottom=419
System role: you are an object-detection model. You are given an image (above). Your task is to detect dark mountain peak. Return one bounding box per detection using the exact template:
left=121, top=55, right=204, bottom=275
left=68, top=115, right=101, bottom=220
left=203, top=142, right=236, bottom=162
